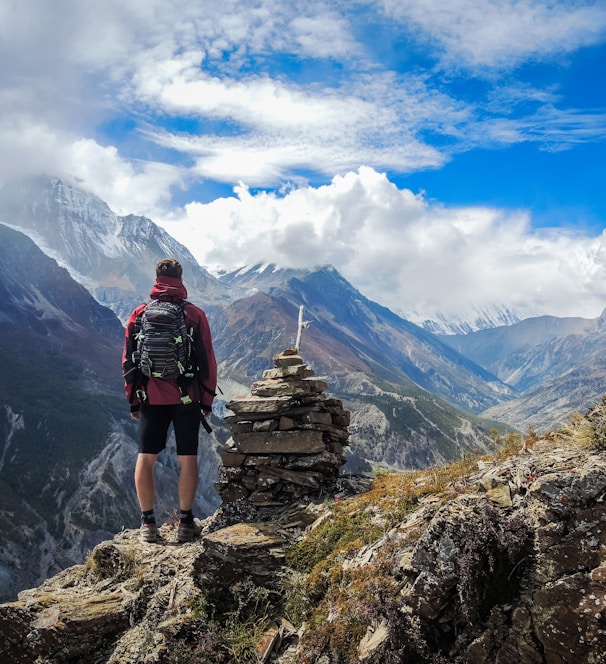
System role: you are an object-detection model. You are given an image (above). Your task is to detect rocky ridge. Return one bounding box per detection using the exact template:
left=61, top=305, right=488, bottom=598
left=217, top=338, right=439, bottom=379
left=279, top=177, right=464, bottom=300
left=1, top=415, right=606, bottom=662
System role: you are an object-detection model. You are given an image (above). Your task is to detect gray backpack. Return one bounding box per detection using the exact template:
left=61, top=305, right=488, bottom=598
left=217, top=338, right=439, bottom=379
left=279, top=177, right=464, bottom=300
left=135, top=300, right=193, bottom=379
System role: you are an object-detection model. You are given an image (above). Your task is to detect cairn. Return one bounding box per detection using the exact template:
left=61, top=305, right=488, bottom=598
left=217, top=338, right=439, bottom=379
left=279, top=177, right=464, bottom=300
left=217, top=349, right=350, bottom=507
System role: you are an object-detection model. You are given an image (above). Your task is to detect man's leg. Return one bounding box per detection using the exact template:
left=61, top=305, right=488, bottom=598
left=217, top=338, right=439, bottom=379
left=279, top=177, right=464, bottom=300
left=177, top=454, right=199, bottom=512
left=135, top=453, right=158, bottom=512
left=173, top=403, right=201, bottom=542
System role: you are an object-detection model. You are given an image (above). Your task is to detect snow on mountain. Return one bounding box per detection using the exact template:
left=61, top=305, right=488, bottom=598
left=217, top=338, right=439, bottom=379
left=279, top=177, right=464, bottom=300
left=218, top=262, right=312, bottom=294
left=400, top=302, right=543, bottom=335
left=0, top=176, right=232, bottom=321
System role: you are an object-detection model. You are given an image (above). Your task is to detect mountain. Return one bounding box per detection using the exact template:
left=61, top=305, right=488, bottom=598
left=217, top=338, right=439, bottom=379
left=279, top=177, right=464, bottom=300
left=0, top=177, right=518, bottom=461
left=220, top=262, right=515, bottom=410
left=218, top=262, right=311, bottom=294
left=0, top=224, right=220, bottom=601
left=209, top=267, right=517, bottom=468
left=402, top=303, right=530, bottom=335
left=0, top=175, right=233, bottom=322
left=440, top=312, right=606, bottom=430
left=266, top=266, right=514, bottom=412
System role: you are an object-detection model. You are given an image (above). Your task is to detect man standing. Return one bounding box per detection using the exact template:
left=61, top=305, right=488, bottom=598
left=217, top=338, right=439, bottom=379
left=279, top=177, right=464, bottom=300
left=122, top=258, right=217, bottom=543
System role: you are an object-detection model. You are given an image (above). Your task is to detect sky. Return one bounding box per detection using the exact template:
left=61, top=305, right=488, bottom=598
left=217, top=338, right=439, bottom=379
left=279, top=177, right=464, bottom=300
left=1, top=0, right=606, bottom=326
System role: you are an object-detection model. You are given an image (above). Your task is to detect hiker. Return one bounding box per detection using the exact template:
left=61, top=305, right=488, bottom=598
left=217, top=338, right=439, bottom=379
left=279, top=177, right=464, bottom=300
left=122, top=258, right=217, bottom=543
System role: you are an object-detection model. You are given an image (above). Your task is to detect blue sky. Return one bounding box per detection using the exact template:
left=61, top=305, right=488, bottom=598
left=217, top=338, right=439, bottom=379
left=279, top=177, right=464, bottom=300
left=1, top=0, right=605, bottom=326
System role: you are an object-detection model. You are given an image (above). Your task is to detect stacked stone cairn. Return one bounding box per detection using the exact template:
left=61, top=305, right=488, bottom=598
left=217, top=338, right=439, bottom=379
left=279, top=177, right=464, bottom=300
left=217, top=349, right=351, bottom=507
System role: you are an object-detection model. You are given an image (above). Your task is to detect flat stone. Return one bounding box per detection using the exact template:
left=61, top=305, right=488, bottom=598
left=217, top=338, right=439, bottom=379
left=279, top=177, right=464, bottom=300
left=485, top=484, right=512, bottom=507
left=202, top=523, right=286, bottom=584
left=218, top=483, right=249, bottom=503
left=258, top=466, right=322, bottom=488
left=273, top=351, right=304, bottom=368
left=257, top=621, right=281, bottom=663
left=230, top=421, right=253, bottom=433
left=301, top=411, right=333, bottom=426
left=220, top=452, right=247, bottom=467
left=263, top=365, right=314, bottom=379
left=250, top=379, right=327, bottom=398
left=278, top=416, right=296, bottom=430
left=241, top=475, right=259, bottom=491
left=227, top=396, right=293, bottom=415
left=232, top=430, right=327, bottom=454
left=285, top=451, right=345, bottom=474
left=358, top=620, right=389, bottom=660
left=252, top=419, right=279, bottom=432
left=243, top=455, right=274, bottom=467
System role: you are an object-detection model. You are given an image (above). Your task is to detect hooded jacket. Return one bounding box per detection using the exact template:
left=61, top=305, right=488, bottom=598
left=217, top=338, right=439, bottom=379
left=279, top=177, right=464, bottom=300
left=122, top=276, right=217, bottom=411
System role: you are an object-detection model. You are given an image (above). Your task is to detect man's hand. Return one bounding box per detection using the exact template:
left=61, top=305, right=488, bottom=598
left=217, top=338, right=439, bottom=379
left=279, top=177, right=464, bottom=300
left=131, top=411, right=140, bottom=421
left=201, top=409, right=213, bottom=433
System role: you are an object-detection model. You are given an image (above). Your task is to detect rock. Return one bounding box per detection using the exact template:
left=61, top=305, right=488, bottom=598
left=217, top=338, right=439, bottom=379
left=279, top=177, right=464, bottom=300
left=232, top=430, right=327, bottom=454
left=3, top=441, right=606, bottom=663
left=258, top=466, right=323, bottom=488
left=219, top=350, right=351, bottom=509
left=485, top=483, right=512, bottom=507
left=273, top=349, right=304, bottom=367
left=358, top=619, right=389, bottom=660
left=201, top=522, right=286, bottom=586
left=226, top=395, right=293, bottom=416
left=250, top=378, right=327, bottom=398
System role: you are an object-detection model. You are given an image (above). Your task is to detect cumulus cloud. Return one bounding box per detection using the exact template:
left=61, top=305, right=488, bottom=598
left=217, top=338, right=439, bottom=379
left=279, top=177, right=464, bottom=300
left=157, top=167, right=606, bottom=321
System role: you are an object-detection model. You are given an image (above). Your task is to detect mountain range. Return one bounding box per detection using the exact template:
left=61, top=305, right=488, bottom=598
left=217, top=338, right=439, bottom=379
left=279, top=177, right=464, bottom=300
left=440, top=312, right=606, bottom=430
left=0, top=174, right=605, bottom=600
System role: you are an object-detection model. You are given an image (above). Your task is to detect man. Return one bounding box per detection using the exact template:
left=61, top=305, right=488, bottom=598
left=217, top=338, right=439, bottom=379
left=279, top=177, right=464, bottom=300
left=122, top=258, right=217, bottom=543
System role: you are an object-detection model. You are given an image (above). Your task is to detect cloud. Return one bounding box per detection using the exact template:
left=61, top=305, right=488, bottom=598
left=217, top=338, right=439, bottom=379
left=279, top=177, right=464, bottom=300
left=0, top=118, right=183, bottom=217
left=157, top=167, right=606, bottom=320
left=1, top=0, right=604, bottom=197
left=0, top=0, right=605, bottom=330
left=380, top=0, right=606, bottom=69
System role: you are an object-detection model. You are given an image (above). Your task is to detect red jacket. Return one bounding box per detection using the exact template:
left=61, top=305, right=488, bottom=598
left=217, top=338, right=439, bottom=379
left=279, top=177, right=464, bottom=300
left=122, top=276, right=217, bottom=411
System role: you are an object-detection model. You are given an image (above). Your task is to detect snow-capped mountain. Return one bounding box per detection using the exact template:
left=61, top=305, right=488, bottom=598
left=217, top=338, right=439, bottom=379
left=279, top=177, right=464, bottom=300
left=215, top=262, right=514, bottom=410
left=225, top=265, right=540, bottom=336
left=0, top=176, right=233, bottom=322
left=218, top=262, right=312, bottom=293
left=400, top=303, right=538, bottom=335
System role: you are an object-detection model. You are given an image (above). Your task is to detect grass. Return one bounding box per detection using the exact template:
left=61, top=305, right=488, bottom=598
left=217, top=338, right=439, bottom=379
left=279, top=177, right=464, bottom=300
left=282, top=429, right=532, bottom=663
left=559, top=397, right=606, bottom=451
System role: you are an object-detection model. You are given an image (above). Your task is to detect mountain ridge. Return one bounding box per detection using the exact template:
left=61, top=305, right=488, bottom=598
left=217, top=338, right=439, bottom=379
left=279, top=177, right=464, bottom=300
left=2, top=410, right=605, bottom=663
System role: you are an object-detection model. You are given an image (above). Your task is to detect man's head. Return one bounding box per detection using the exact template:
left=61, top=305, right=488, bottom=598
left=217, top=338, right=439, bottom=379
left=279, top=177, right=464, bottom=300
left=155, top=258, right=183, bottom=279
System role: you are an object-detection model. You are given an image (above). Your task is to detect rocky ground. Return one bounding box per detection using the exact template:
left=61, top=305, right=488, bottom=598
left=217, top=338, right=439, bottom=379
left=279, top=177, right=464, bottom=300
left=1, top=434, right=606, bottom=663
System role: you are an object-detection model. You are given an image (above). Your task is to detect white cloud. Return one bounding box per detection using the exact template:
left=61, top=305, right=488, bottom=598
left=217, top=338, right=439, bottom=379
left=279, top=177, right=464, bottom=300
left=0, top=0, right=605, bottom=329
left=0, top=119, right=182, bottom=217
left=157, top=167, right=606, bottom=320
left=136, top=65, right=455, bottom=182
left=1, top=0, right=604, bottom=198
left=380, top=0, right=606, bottom=69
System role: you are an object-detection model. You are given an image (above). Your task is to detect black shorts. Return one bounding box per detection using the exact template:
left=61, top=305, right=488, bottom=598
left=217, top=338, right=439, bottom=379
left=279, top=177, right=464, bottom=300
left=138, top=403, right=201, bottom=456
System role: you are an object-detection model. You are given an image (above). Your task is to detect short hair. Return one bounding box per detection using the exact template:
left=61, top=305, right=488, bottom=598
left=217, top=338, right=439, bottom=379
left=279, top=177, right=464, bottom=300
left=155, top=258, right=183, bottom=279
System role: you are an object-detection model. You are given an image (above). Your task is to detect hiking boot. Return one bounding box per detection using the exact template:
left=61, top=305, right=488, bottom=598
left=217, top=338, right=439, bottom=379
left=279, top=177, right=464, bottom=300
left=139, top=522, right=159, bottom=543
left=177, top=518, right=202, bottom=543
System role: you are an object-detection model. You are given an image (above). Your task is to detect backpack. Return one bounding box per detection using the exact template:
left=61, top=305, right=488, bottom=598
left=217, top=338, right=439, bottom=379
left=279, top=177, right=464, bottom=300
left=135, top=300, right=193, bottom=380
